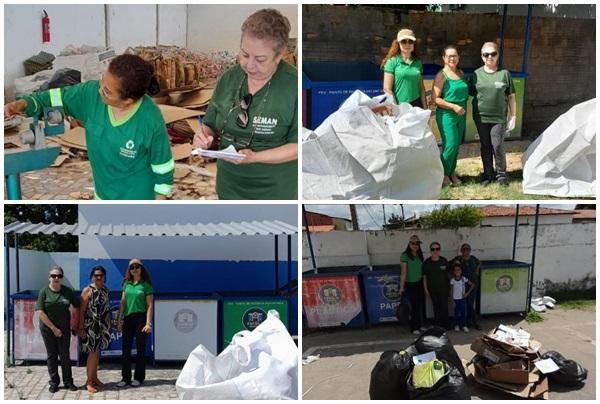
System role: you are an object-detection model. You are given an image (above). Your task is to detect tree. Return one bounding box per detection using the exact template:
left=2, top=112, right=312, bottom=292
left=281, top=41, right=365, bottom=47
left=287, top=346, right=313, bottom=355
left=420, top=205, right=483, bottom=229
left=4, top=205, right=78, bottom=252
left=385, top=213, right=406, bottom=230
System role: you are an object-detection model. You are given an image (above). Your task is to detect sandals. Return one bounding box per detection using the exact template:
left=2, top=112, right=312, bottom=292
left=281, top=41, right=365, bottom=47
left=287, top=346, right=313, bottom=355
left=85, top=381, right=98, bottom=393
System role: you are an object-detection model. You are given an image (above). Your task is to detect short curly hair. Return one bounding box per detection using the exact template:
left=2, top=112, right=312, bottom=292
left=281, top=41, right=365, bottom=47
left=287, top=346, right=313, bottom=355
left=108, top=54, right=160, bottom=100
left=241, top=8, right=291, bottom=55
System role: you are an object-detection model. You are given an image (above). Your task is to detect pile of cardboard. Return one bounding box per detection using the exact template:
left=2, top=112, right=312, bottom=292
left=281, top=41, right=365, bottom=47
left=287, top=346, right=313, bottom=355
left=468, top=325, right=548, bottom=399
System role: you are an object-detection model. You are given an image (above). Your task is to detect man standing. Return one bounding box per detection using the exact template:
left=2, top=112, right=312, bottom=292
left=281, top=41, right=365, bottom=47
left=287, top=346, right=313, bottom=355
left=422, top=242, right=450, bottom=329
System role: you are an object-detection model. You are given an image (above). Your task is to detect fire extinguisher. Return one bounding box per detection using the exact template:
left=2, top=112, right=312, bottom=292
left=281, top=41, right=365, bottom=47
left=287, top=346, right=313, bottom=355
left=42, top=10, right=50, bottom=43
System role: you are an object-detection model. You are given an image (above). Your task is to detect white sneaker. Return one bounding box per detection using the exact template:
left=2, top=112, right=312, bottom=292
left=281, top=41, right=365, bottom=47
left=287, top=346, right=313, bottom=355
left=131, top=380, right=141, bottom=387
left=412, top=330, right=420, bottom=335
left=454, top=325, right=460, bottom=332
left=463, top=326, right=470, bottom=333
left=116, top=381, right=128, bottom=388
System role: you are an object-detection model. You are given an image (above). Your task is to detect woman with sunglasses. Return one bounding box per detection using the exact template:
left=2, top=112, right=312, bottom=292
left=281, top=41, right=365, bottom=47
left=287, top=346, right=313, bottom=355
left=422, top=242, right=451, bottom=330
left=116, top=259, right=154, bottom=387
left=399, top=235, right=426, bottom=335
left=432, top=45, right=469, bottom=187
left=468, top=42, right=517, bottom=187
left=452, top=243, right=481, bottom=330
left=35, top=266, right=80, bottom=393
left=381, top=28, right=428, bottom=108
left=193, top=9, right=298, bottom=200
left=78, top=266, right=111, bottom=393
left=4, top=54, right=174, bottom=200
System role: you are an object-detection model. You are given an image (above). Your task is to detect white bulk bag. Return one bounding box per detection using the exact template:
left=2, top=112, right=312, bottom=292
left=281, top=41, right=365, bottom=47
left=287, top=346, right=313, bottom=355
left=303, top=90, right=443, bottom=199
left=175, top=310, right=298, bottom=400
left=522, top=99, right=596, bottom=197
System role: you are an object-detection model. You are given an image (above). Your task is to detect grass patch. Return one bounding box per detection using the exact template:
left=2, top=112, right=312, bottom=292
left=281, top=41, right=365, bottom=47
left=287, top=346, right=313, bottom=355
left=558, top=300, right=595, bottom=311
left=525, top=311, right=544, bottom=323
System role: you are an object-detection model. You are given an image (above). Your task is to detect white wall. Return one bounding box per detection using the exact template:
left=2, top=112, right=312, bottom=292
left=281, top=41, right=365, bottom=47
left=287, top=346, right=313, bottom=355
left=186, top=4, right=298, bottom=54
left=481, top=215, right=572, bottom=227
left=5, top=249, right=79, bottom=293
left=302, top=223, right=596, bottom=291
left=158, top=4, right=187, bottom=46
left=106, top=4, right=156, bottom=53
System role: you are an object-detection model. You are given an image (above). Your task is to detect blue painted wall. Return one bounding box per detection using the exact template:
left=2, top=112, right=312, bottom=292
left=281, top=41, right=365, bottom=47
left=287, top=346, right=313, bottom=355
left=79, top=259, right=298, bottom=293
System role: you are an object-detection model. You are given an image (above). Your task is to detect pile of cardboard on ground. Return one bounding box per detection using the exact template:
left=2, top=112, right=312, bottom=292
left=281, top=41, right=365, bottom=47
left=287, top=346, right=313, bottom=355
left=468, top=325, right=549, bottom=399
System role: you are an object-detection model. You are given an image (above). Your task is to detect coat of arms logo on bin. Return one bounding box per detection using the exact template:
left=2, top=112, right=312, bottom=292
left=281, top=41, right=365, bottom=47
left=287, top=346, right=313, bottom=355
left=174, top=309, right=198, bottom=333
left=496, top=275, right=514, bottom=292
left=319, top=284, right=342, bottom=305
left=243, top=307, right=268, bottom=331
left=379, top=276, right=400, bottom=301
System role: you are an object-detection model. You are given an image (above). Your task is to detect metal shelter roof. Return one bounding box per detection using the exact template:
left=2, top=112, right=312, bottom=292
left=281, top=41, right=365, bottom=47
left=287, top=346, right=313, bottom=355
left=4, top=220, right=297, bottom=237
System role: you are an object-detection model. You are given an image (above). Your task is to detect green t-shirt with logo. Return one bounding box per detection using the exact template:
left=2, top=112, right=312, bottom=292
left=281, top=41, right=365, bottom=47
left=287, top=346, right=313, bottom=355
left=383, top=56, right=423, bottom=103
left=400, top=252, right=423, bottom=283
left=123, top=281, right=153, bottom=317
left=19, top=81, right=174, bottom=199
left=204, top=62, right=298, bottom=200
left=468, top=67, right=515, bottom=124
left=35, top=285, right=80, bottom=332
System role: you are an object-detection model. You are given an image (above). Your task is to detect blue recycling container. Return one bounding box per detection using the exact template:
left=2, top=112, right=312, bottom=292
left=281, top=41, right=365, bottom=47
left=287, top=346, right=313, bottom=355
left=359, top=265, right=402, bottom=326
left=303, top=62, right=441, bottom=129
left=302, top=266, right=368, bottom=328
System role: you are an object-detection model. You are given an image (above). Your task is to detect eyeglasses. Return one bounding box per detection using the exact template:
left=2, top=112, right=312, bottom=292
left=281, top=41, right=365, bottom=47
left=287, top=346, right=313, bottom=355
left=400, top=39, right=415, bottom=45
left=236, top=93, right=253, bottom=128
left=50, top=274, right=63, bottom=279
left=129, top=264, right=141, bottom=270
left=430, top=247, right=441, bottom=251
left=482, top=52, right=498, bottom=58
left=410, top=242, right=420, bottom=246
left=445, top=55, right=459, bottom=59
left=461, top=248, right=471, bottom=251
left=93, top=273, right=105, bottom=279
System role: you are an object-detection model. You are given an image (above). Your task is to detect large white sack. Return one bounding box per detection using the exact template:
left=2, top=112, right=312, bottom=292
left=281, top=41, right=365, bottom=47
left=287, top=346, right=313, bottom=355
left=303, top=90, right=443, bottom=199
left=522, top=99, right=596, bottom=197
left=175, top=310, right=297, bottom=400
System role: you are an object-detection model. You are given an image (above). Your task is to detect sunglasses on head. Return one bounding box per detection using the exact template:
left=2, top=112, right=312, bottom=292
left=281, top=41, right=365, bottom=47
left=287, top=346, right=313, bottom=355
left=50, top=274, right=63, bottom=279
left=430, top=247, right=440, bottom=251
left=400, top=39, right=415, bottom=45
left=236, top=93, right=253, bottom=129
left=482, top=51, right=498, bottom=58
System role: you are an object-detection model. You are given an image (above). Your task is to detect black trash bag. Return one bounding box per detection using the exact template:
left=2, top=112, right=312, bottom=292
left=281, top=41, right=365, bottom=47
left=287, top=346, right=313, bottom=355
left=406, top=360, right=470, bottom=400
left=395, top=294, right=410, bottom=326
left=39, top=68, right=81, bottom=91
left=369, top=350, right=413, bottom=399
left=540, top=350, right=587, bottom=387
left=414, top=326, right=466, bottom=379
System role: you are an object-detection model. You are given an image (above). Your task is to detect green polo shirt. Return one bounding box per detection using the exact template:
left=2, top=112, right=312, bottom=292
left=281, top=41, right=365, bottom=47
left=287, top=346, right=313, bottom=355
left=400, top=252, right=423, bottom=283
left=423, top=257, right=450, bottom=294
left=35, top=285, right=80, bottom=332
left=383, top=56, right=423, bottom=103
left=468, top=67, right=515, bottom=124
left=19, top=81, right=174, bottom=199
left=123, top=281, right=153, bottom=316
left=204, top=62, right=298, bottom=200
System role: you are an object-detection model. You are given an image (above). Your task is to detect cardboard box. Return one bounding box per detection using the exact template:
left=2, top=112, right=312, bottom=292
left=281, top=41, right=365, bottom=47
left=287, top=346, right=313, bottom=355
left=470, top=337, right=525, bottom=364
left=487, top=360, right=529, bottom=385
left=468, top=360, right=549, bottom=399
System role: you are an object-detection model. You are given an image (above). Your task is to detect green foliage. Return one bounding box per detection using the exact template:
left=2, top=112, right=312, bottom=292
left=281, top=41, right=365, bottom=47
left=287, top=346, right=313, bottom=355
left=4, top=205, right=78, bottom=252
left=558, top=300, right=595, bottom=311
left=525, top=311, right=544, bottom=323
left=385, top=213, right=406, bottom=230
left=420, top=205, right=483, bottom=229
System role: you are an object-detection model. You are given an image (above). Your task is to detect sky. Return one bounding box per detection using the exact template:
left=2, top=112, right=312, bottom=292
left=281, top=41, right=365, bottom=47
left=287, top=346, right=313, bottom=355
left=304, top=204, right=578, bottom=230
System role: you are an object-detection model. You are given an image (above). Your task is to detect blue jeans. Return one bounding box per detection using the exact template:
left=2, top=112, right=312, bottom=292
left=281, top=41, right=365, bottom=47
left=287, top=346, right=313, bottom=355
left=454, top=298, right=466, bottom=328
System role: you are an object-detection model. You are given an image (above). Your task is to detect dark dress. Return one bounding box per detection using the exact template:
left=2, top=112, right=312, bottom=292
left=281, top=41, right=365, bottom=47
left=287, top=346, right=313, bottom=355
left=82, top=284, right=111, bottom=353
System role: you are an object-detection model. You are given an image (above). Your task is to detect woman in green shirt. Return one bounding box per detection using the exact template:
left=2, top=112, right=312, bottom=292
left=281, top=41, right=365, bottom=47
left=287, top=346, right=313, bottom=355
left=35, top=266, right=80, bottom=393
left=399, top=235, right=426, bottom=335
left=4, top=54, right=174, bottom=200
left=116, top=259, right=154, bottom=387
left=468, top=42, right=517, bottom=187
left=382, top=28, right=428, bottom=108
left=432, top=45, right=469, bottom=186
left=193, top=9, right=298, bottom=200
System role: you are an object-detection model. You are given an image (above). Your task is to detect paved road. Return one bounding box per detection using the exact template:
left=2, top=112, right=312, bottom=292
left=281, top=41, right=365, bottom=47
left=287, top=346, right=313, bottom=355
left=302, top=307, right=596, bottom=400
left=4, top=361, right=181, bottom=400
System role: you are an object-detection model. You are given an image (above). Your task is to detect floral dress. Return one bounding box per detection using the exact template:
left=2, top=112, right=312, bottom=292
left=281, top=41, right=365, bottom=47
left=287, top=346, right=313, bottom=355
left=82, top=284, right=111, bottom=353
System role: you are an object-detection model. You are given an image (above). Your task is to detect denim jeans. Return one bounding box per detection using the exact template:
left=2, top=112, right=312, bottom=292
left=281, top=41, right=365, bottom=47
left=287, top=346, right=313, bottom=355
left=453, top=298, right=467, bottom=328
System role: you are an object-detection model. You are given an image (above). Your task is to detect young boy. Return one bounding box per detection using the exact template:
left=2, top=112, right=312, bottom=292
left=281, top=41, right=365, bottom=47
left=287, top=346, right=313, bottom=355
left=449, top=262, right=474, bottom=332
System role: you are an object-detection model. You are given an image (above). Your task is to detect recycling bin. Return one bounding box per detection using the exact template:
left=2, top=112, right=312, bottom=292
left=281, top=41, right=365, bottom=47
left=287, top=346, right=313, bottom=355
left=480, top=260, right=531, bottom=314
left=221, top=294, right=289, bottom=350
left=359, top=265, right=402, bottom=325
left=302, top=266, right=368, bottom=329
left=154, top=295, right=219, bottom=360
